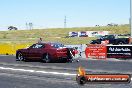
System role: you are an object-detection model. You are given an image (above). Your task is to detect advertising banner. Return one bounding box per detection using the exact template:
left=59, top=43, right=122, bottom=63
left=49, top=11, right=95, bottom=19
left=85, top=44, right=132, bottom=59
left=85, top=44, right=107, bottom=59
left=78, top=31, right=88, bottom=37
left=69, top=31, right=109, bottom=37
left=76, top=67, right=131, bottom=85
left=86, top=31, right=109, bottom=37
left=107, top=45, right=132, bottom=58
left=69, top=32, right=78, bottom=37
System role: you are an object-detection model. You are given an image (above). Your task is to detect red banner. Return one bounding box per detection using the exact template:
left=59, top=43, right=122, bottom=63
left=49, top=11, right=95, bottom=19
left=85, top=44, right=107, bottom=59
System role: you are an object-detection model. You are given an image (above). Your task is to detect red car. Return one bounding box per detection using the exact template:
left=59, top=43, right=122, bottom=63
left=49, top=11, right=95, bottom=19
left=16, top=42, right=75, bottom=63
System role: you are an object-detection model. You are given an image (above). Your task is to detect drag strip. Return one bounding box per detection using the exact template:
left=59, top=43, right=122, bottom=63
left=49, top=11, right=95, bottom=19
left=0, top=55, right=132, bottom=74
left=0, top=55, right=132, bottom=88
left=0, top=64, right=131, bottom=88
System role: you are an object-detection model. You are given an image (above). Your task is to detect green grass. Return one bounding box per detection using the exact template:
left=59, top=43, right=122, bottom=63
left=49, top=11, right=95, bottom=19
left=0, top=24, right=130, bottom=44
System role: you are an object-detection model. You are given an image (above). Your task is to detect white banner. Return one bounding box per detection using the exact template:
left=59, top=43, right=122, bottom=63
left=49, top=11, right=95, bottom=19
left=69, top=31, right=109, bottom=37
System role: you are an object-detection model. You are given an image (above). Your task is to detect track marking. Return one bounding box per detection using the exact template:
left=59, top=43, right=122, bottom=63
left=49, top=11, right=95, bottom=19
left=0, top=66, right=76, bottom=76
left=0, top=66, right=131, bottom=82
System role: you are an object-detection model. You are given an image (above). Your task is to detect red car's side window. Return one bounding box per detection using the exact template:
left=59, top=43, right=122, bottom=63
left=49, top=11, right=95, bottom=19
left=29, top=44, right=36, bottom=48
left=30, top=44, right=45, bottom=49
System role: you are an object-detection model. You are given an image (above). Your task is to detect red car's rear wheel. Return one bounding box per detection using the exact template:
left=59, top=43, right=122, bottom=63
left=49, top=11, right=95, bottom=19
left=42, top=53, right=51, bottom=63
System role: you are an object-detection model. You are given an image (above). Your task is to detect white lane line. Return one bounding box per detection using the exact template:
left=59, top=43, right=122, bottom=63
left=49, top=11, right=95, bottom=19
left=0, top=67, right=35, bottom=72
left=0, top=66, right=76, bottom=76
left=0, top=66, right=131, bottom=81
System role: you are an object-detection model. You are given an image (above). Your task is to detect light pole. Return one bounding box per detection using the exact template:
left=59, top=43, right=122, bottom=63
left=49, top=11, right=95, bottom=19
left=64, top=16, right=67, bottom=28
left=29, top=23, right=33, bottom=30
left=26, top=22, right=28, bottom=30
left=130, top=0, right=132, bottom=37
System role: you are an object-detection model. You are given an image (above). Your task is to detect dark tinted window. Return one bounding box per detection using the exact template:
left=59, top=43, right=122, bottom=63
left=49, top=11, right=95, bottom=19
left=30, top=44, right=44, bottom=49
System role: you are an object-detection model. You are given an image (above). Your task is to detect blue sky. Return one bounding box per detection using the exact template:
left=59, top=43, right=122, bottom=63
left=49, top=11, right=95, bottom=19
left=0, top=0, right=130, bottom=30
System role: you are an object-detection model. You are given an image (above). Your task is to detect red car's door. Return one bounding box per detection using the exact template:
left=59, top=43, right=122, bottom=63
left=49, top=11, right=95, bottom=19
left=27, top=44, right=44, bottom=60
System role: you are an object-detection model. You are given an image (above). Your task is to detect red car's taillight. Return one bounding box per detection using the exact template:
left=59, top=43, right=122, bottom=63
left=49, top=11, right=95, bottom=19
left=57, top=48, right=67, bottom=53
left=56, top=48, right=68, bottom=57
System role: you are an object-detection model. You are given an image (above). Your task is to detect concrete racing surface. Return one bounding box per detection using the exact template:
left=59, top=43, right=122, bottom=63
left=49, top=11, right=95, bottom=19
left=0, top=55, right=132, bottom=88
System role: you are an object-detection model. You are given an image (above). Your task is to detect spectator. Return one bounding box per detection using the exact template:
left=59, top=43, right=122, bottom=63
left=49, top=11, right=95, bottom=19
left=79, top=44, right=83, bottom=57
left=74, top=47, right=79, bottom=58
left=38, top=37, right=43, bottom=43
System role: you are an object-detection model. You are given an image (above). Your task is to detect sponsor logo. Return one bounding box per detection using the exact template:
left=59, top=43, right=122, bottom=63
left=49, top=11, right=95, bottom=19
left=76, top=67, right=131, bottom=85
